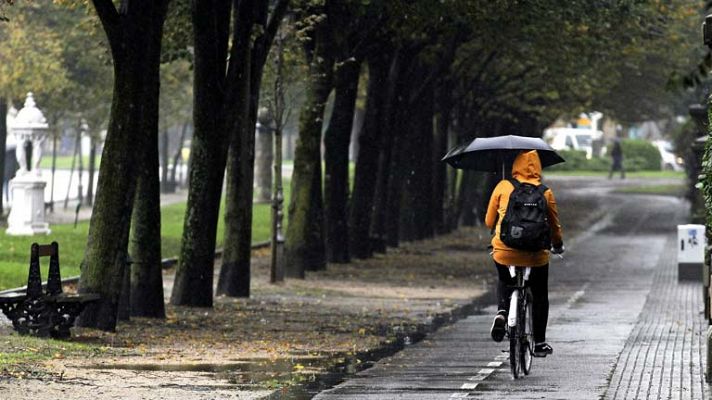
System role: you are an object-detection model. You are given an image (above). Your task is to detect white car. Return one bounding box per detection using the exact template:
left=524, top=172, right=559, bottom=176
left=543, top=127, right=602, bottom=159
left=652, top=140, right=684, bottom=171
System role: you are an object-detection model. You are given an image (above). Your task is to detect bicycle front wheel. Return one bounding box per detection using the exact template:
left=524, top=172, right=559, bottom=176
left=509, top=325, right=521, bottom=379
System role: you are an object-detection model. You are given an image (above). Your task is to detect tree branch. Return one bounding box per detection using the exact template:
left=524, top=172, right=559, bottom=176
left=91, top=0, right=121, bottom=49
left=265, top=0, right=289, bottom=47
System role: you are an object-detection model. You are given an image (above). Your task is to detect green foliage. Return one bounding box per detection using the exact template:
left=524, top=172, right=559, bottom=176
left=620, top=139, right=662, bottom=171
left=548, top=150, right=609, bottom=172
left=700, top=103, right=712, bottom=230
left=549, top=142, right=661, bottom=173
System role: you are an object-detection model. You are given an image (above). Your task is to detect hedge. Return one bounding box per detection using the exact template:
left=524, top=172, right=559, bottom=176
left=547, top=139, right=661, bottom=172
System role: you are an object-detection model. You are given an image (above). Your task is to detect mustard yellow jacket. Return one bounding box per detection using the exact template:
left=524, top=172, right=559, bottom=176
left=484, top=150, right=563, bottom=267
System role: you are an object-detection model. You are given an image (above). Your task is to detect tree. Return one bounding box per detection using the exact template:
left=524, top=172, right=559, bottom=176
left=284, top=0, right=335, bottom=278
left=217, top=0, right=289, bottom=297
left=0, top=5, right=70, bottom=215
left=76, top=0, right=170, bottom=331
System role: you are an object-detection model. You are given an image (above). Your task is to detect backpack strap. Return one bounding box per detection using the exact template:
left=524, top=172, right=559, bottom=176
left=537, top=183, right=549, bottom=194
left=507, top=178, right=521, bottom=188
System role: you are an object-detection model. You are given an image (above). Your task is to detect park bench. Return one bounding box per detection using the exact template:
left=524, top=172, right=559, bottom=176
left=0, top=242, right=99, bottom=338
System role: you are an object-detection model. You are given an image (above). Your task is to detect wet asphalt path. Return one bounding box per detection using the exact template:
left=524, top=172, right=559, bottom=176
left=315, top=178, right=699, bottom=399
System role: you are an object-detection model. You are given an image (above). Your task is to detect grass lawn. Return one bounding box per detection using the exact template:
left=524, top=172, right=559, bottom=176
left=39, top=156, right=100, bottom=170
left=546, top=170, right=685, bottom=179
left=0, top=182, right=291, bottom=291
left=614, top=183, right=686, bottom=196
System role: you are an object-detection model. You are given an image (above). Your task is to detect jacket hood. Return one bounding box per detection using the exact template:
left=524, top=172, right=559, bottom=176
left=512, top=150, right=542, bottom=183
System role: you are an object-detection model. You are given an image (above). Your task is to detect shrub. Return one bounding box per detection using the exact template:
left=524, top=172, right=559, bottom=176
left=548, top=150, right=610, bottom=171
left=620, top=139, right=661, bottom=171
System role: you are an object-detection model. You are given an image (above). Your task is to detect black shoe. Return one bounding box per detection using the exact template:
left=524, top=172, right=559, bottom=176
left=534, top=342, right=553, bottom=357
left=490, top=313, right=506, bottom=342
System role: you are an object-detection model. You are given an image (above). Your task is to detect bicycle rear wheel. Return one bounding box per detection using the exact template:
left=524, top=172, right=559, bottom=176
left=520, top=291, right=533, bottom=375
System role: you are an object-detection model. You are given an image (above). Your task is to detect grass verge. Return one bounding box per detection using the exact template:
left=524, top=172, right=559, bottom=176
left=0, top=182, right=291, bottom=291
left=547, top=170, right=685, bottom=179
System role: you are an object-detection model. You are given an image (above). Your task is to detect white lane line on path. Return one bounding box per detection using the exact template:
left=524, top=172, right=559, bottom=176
left=450, top=393, right=470, bottom=398
left=460, top=383, right=479, bottom=390
left=487, top=361, right=502, bottom=367
left=477, top=368, right=496, bottom=375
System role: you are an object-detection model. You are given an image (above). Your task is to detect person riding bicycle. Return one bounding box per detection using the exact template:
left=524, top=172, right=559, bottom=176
left=484, top=150, right=564, bottom=357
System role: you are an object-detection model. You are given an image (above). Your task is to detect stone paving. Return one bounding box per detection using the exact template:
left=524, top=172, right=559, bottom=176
left=315, top=182, right=710, bottom=399
left=603, top=237, right=707, bottom=400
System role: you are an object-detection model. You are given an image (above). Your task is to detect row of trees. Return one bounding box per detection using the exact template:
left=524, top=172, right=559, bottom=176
left=2, top=1, right=700, bottom=331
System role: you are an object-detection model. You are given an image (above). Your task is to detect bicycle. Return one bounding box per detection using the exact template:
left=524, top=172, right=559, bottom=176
left=506, top=265, right=534, bottom=379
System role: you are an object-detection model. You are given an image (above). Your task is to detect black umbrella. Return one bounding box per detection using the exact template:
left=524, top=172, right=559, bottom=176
left=442, top=135, right=565, bottom=175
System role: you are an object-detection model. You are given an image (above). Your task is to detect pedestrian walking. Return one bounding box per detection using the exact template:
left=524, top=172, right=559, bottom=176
left=608, top=139, right=625, bottom=179
left=485, top=150, right=564, bottom=357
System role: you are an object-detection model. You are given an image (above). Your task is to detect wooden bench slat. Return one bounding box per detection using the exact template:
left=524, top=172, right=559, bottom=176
left=37, top=244, right=55, bottom=257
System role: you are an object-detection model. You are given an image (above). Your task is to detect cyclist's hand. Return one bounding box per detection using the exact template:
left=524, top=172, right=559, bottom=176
left=551, top=244, right=565, bottom=255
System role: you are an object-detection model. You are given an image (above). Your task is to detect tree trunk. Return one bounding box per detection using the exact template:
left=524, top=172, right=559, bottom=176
left=216, top=0, right=287, bottom=296
left=78, top=0, right=169, bottom=331
left=0, top=98, right=6, bottom=216
left=170, top=123, right=188, bottom=186
left=324, top=60, right=360, bottom=263
left=170, top=0, right=233, bottom=307
left=160, top=129, right=171, bottom=193
left=217, top=5, right=255, bottom=297
left=86, top=136, right=97, bottom=206
left=399, top=83, right=434, bottom=242
left=254, top=121, right=272, bottom=202
left=129, top=82, right=164, bottom=318
left=285, top=34, right=333, bottom=277
left=433, top=86, right=451, bottom=234
left=370, top=51, right=402, bottom=252
left=349, top=56, right=389, bottom=259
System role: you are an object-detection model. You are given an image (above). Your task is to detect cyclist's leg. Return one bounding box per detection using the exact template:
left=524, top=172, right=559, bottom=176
left=528, top=264, right=549, bottom=343
left=491, top=262, right=514, bottom=342
left=495, top=261, right=515, bottom=314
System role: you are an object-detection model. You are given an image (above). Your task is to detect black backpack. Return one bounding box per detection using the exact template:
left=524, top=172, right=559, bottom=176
left=499, top=178, right=551, bottom=251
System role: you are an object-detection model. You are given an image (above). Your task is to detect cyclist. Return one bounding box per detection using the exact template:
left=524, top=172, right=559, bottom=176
left=484, top=150, right=564, bottom=357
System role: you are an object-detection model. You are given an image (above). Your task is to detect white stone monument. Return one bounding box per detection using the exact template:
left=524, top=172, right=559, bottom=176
left=6, top=92, right=50, bottom=235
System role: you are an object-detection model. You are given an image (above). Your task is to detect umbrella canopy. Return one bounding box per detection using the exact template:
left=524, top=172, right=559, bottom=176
left=442, top=135, right=565, bottom=171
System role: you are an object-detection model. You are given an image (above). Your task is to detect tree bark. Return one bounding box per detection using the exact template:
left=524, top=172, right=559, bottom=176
left=433, top=85, right=451, bottom=234
left=349, top=55, right=389, bottom=259
left=370, top=50, right=400, bottom=253
left=129, top=71, right=164, bottom=318
left=160, top=129, right=171, bottom=193
left=324, top=59, right=360, bottom=263
left=217, top=0, right=287, bottom=296
left=170, top=0, right=233, bottom=307
left=78, top=0, right=169, bottom=331
left=285, top=14, right=333, bottom=277
left=217, top=1, right=256, bottom=298
left=399, top=81, right=435, bottom=242
left=86, top=135, right=97, bottom=206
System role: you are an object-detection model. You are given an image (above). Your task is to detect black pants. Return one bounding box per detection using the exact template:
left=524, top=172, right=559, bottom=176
left=495, top=262, right=549, bottom=343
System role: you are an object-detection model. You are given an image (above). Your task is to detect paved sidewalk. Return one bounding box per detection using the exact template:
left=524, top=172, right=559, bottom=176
left=603, top=238, right=707, bottom=399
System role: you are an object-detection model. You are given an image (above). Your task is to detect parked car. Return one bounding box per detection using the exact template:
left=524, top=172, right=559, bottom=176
left=652, top=140, right=684, bottom=171
left=543, top=127, right=603, bottom=159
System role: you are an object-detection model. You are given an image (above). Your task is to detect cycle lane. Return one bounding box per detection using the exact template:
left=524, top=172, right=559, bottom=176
left=314, top=192, right=698, bottom=399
